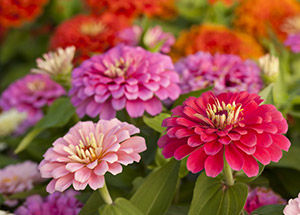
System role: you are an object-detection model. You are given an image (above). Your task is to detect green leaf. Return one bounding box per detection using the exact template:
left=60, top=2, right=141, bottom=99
left=79, top=190, right=104, bottom=215
left=259, top=84, right=274, bottom=105
left=0, top=194, right=4, bottom=204
left=100, top=198, right=143, bottom=215
left=188, top=173, right=248, bottom=215
left=251, top=204, right=285, bottom=215
left=172, top=87, right=213, bottom=108
left=15, top=97, right=76, bottom=153
left=235, top=163, right=265, bottom=183
left=0, top=154, right=18, bottom=168
left=270, top=145, right=300, bottom=171
left=8, top=185, right=47, bottom=200
left=143, top=113, right=171, bottom=133
left=131, top=159, right=180, bottom=215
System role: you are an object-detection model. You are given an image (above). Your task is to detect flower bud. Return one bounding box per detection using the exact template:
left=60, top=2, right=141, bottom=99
left=258, top=54, right=279, bottom=83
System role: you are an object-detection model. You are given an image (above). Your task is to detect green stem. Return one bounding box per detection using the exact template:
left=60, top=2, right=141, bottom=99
left=98, top=183, right=113, bottom=204
left=223, top=161, right=234, bottom=186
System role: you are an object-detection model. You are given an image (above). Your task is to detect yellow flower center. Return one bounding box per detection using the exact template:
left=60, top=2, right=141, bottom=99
left=64, top=130, right=104, bottom=163
left=103, top=58, right=130, bottom=78
left=27, top=81, right=46, bottom=91
left=80, top=22, right=105, bottom=36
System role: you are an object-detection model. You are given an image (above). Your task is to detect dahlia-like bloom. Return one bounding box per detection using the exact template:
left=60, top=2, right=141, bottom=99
left=0, top=162, right=41, bottom=196
left=245, top=187, right=286, bottom=213
left=158, top=91, right=290, bottom=177
left=258, top=54, right=279, bottom=83
left=0, top=74, right=65, bottom=133
left=39, top=119, right=146, bottom=193
left=119, top=25, right=175, bottom=53
left=208, top=0, right=239, bottom=6
left=15, top=190, right=82, bottom=215
left=50, top=14, right=130, bottom=61
left=175, top=52, right=262, bottom=94
left=0, top=211, right=14, bottom=215
left=284, top=193, right=300, bottom=215
left=170, top=24, right=264, bottom=62
left=0, top=0, right=48, bottom=28
left=0, top=109, right=27, bottom=137
left=69, top=45, right=180, bottom=119
left=31, top=46, right=75, bottom=78
left=234, top=0, right=300, bottom=40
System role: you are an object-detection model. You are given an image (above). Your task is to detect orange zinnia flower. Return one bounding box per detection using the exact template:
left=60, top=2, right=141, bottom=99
left=170, top=24, right=264, bottom=62
left=234, top=0, right=300, bottom=40
left=0, top=0, right=48, bottom=28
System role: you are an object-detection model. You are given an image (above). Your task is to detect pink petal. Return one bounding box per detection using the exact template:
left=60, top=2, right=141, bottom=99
left=46, top=179, right=56, bottom=193
left=73, top=180, right=88, bottom=190
left=102, top=153, right=118, bottom=163
left=242, top=155, right=259, bottom=177
left=253, top=147, right=271, bottom=165
left=126, top=100, right=144, bottom=117
left=225, top=144, right=243, bottom=171
left=54, top=174, right=73, bottom=192
left=187, top=147, right=208, bottom=174
left=174, top=144, right=195, bottom=160
left=188, top=135, right=203, bottom=147
left=74, top=167, right=91, bottom=183
left=204, top=149, right=224, bottom=177
left=144, top=97, right=162, bottom=116
left=203, top=141, right=223, bottom=155
left=66, top=163, right=85, bottom=173
left=267, top=144, right=283, bottom=162
left=88, top=173, right=105, bottom=190
left=108, top=163, right=122, bottom=175
left=120, top=136, right=147, bottom=153
left=94, top=161, right=109, bottom=176
left=271, top=134, right=291, bottom=151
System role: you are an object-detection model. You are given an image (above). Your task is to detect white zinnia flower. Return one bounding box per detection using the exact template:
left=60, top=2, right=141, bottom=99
left=258, top=54, right=279, bottom=83
left=0, top=109, right=26, bottom=137
left=0, top=210, right=14, bottom=215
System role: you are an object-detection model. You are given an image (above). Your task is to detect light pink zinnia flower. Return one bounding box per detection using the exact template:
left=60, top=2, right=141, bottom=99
left=39, top=118, right=146, bottom=193
left=119, top=25, right=175, bottom=53
left=245, top=187, right=286, bottom=213
left=69, top=45, right=180, bottom=119
left=158, top=91, right=290, bottom=177
left=0, top=74, right=65, bottom=133
left=284, top=193, right=300, bottom=215
left=0, top=161, right=41, bottom=195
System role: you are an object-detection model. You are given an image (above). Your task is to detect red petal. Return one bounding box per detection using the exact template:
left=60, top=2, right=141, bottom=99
left=161, top=139, right=185, bottom=158
left=174, top=144, right=196, bottom=160
left=256, top=133, right=272, bottom=148
left=187, top=147, right=207, bottom=173
left=267, top=144, right=282, bottom=162
left=242, top=155, right=259, bottom=177
left=204, top=149, right=224, bottom=177
left=240, top=132, right=257, bottom=147
left=203, top=141, right=223, bottom=155
left=235, top=141, right=256, bottom=155
left=188, top=135, right=203, bottom=147
left=253, top=147, right=271, bottom=165
left=271, top=134, right=291, bottom=151
left=225, top=144, right=243, bottom=171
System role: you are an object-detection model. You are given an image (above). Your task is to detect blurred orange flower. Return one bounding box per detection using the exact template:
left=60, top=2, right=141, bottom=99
left=234, top=0, right=300, bottom=40
left=0, top=0, right=48, bottom=28
left=208, top=0, right=239, bottom=6
left=50, top=14, right=130, bottom=62
left=170, top=24, right=264, bottom=62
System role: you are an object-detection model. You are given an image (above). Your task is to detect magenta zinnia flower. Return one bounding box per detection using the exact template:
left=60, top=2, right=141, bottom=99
left=15, top=190, right=82, bottom=215
left=119, top=25, right=175, bottom=53
left=158, top=91, right=290, bottom=177
left=0, top=74, right=65, bottom=133
left=175, top=52, right=263, bottom=94
left=245, top=187, right=286, bottom=213
left=39, top=118, right=146, bottom=193
left=0, top=161, right=41, bottom=195
left=69, top=45, right=180, bottom=119
left=284, top=193, right=300, bottom=215
left=285, top=33, right=300, bottom=53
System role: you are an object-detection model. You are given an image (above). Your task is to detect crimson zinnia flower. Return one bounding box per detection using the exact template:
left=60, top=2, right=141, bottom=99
left=158, top=91, right=290, bottom=177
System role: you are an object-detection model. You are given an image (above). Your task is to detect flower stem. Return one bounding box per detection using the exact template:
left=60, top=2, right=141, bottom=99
left=98, top=183, right=113, bottom=204
left=223, top=161, right=234, bottom=186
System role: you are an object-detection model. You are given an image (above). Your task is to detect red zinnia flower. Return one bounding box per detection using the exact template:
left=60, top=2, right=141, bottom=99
left=0, top=0, right=48, bottom=28
left=158, top=91, right=290, bottom=177
left=50, top=14, right=130, bottom=62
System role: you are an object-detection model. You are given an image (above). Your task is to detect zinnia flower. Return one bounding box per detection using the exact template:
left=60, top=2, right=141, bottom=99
left=258, top=54, right=279, bottom=83
left=284, top=193, right=300, bottom=215
left=0, top=74, right=65, bottom=133
left=0, top=0, right=48, bottom=28
left=285, top=33, right=300, bottom=53
left=50, top=14, right=130, bottom=62
left=0, top=211, right=14, bottom=215
left=0, top=109, right=27, bottom=137
left=175, top=52, right=262, bottom=94
left=245, top=187, right=286, bottom=213
left=69, top=45, right=180, bottom=119
left=234, top=0, right=300, bottom=40
left=15, top=190, right=82, bottom=215
left=118, top=25, right=175, bottom=53
left=170, top=24, right=264, bottom=62
left=158, top=91, right=290, bottom=177
left=39, top=119, right=146, bottom=193
left=31, top=46, right=75, bottom=78
left=208, top=0, right=239, bottom=6
left=0, top=162, right=41, bottom=196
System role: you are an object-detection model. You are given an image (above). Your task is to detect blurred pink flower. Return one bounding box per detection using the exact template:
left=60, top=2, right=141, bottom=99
left=284, top=193, right=300, bottom=215
left=39, top=118, right=146, bottom=193
left=15, top=190, right=82, bottom=215
left=285, top=33, right=300, bottom=53
left=0, top=74, right=65, bottom=133
left=69, top=45, right=180, bottom=119
left=174, top=52, right=262, bottom=94
left=119, top=25, right=175, bottom=53
left=245, top=187, right=286, bottom=213
left=0, top=161, right=41, bottom=195
left=158, top=91, right=290, bottom=177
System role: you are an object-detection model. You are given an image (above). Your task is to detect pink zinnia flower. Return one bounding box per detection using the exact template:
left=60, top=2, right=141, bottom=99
left=175, top=52, right=262, bottom=94
left=0, top=161, right=41, bottom=195
left=15, top=190, right=82, bottom=215
left=158, top=91, right=290, bottom=177
left=245, top=187, right=286, bottom=213
left=284, top=193, right=300, bottom=215
left=285, top=33, right=300, bottom=53
left=39, top=118, right=146, bottom=193
left=118, top=25, right=175, bottom=53
left=69, top=45, right=180, bottom=119
left=0, top=74, right=65, bottom=133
